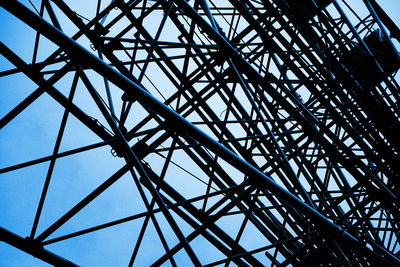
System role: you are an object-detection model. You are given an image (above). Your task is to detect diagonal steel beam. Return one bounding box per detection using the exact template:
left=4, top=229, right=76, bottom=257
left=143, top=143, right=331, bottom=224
left=0, top=227, right=78, bottom=266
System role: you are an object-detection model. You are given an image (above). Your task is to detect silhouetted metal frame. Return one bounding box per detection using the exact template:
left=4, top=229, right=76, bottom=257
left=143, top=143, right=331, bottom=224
left=1, top=0, right=400, bottom=265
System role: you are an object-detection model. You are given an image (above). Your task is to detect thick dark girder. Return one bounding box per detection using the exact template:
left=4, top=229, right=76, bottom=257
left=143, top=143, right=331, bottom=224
left=0, top=227, right=77, bottom=266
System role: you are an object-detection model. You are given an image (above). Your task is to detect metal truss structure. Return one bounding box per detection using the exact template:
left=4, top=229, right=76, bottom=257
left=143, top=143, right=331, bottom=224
left=1, top=0, right=400, bottom=266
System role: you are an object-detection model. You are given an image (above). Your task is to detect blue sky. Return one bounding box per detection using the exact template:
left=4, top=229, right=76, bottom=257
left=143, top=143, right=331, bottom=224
left=1, top=0, right=400, bottom=266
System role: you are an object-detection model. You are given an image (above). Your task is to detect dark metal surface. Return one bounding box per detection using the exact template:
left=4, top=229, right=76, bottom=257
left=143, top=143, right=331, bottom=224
left=1, top=0, right=400, bottom=265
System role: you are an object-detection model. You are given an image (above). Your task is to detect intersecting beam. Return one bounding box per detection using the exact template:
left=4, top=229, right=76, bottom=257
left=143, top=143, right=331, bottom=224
left=0, top=227, right=77, bottom=266
left=365, top=0, right=400, bottom=41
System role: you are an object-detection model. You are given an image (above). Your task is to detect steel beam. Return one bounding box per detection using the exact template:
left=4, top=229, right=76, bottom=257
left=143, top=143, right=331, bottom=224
left=0, top=227, right=77, bottom=266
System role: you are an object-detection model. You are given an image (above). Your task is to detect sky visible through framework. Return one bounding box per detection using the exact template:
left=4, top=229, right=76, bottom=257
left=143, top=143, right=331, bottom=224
left=0, top=0, right=400, bottom=266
